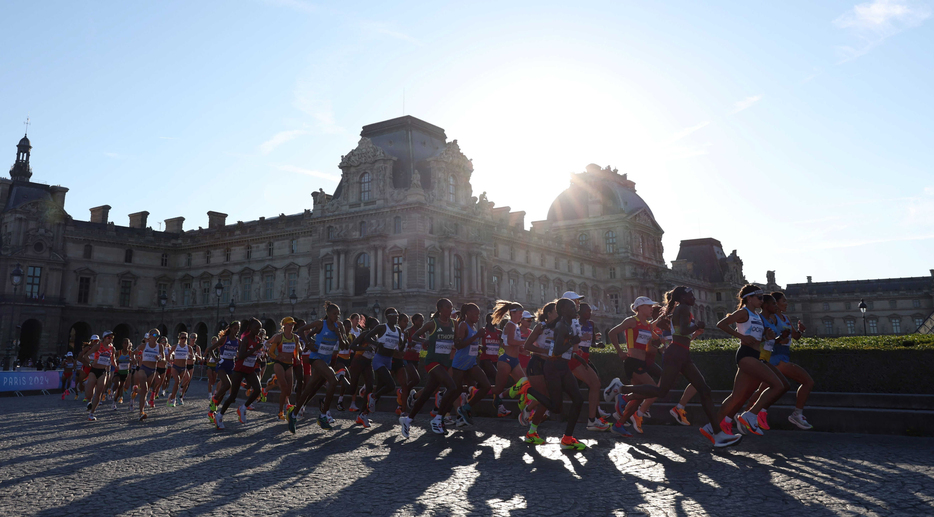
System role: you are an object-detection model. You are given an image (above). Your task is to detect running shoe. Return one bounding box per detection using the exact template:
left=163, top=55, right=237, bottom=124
left=630, top=413, right=644, bottom=434
left=587, top=418, right=611, bottom=432
left=757, top=410, right=770, bottom=431
left=318, top=414, right=332, bottom=430
left=237, top=405, right=248, bottom=424
left=87, top=413, right=96, bottom=421
left=430, top=415, right=446, bottom=434
left=367, top=394, right=377, bottom=413
left=443, top=415, right=456, bottom=428
left=139, top=412, right=147, bottom=422
left=399, top=416, right=412, bottom=438
left=278, top=411, right=286, bottom=421
left=325, top=411, right=336, bottom=426
left=508, top=378, right=528, bottom=399
left=455, top=416, right=469, bottom=428
left=260, top=390, right=268, bottom=403
left=457, top=404, right=474, bottom=426
left=644, top=410, right=651, bottom=419
left=286, top=407, right=297, bottom=434
left=615, top=394, right=627, bottom=419
left=714, top=431, right=743, bottom=448
left=611, top=421, right=633, bottom=438
left=336, top=400, right=345, bottom=412
left=209, top=399, right=217, bottom=412
left=560, top=435, right=587, bottom=451
left=356, top=413, right=370, bottom=428
left=129, top=401, right=134, bottom=410
left=118, top=397, right=124, bottom=404
left=112, top=402, right=117, bottom=411
left=246, top=404, right=257, bottom=411
left=215, top=412, right=225, bottom=429
left=335, top=368, right=348, bottom=385
left=209, top=411, right=216, bottom=424
left=670, top=407, right=691, bottom=426
left=518, top=406, right=531, bottom=427
left=179, top=397, right=185, bottom=406
left=720, top=418, right=735, bottom=436
left=396, top=388, right=404, bottom=406
left=597, top=406, right=611, bottom=419
left=167, top=399, right=176, bottom=407
left=788, top=412, right=814, bottom=430
left=434, top=391, right=444, bottom=410
left=524, top=432, right=545, bottom=445
left=738, top=411, right=763, bottom=436
left=87, top=401, right=92, bottom=411
left=603, top=378, right=623, bottom=403
left=407, top=389, right=416, bottom=410
left=395, top=405, right=403, bottom=416
left=699, top=424, right=715, bottom=444
left=348, top=402, right=359, bottom=412
left=497, top=404, right=512, bottom=418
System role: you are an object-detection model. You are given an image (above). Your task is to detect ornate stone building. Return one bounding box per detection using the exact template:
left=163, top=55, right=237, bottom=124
left=2, top=116, right=751, bottom=361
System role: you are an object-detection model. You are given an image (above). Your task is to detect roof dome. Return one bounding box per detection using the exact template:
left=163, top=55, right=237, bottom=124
left=17, top=135, right=30, bottom=148
left=546, top=165, right=653, bottom=222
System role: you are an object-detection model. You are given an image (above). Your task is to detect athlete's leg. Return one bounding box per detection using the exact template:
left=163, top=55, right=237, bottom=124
left=776, top=362, right=814, bottom=410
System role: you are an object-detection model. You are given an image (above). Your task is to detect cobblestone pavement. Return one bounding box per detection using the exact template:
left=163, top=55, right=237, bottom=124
left=2, top=381, right=934, bottom=517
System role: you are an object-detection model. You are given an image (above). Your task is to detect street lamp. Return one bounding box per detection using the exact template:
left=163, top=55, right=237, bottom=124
left=309, top=307, right=318, bottom=322
left=214, top=280, right=224, bottom=333
left=858, top=299, right=868, bottom=335
left=372, top=299, right=381, bottom=318
left=159, top=293, right=167, bottom=325
left=290, top=290, right=298, bottom=314
left=228, top=298, right=236, bottom=318
left=5, top=264, right=23, bottom=371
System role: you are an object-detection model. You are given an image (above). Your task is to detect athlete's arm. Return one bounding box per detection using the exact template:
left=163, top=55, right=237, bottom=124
left=503, top=321, right=524, bottom=347
left=717, top=309, right=756, bottom=345
left=410, top=320, right=436, bottom=342
left=608, top=318, right=635, bottom=359
left=523, top=324, right=548, bottom=355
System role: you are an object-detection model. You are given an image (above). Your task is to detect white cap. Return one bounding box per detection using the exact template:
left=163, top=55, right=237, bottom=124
left=89, top=334, right=100, bottom=341
left=562, top=291, right=584, bottom=300
left=631, top=296, right=658, bottom=311
left=144, top=332, right=150, bottom=339
left=102, top=330, right=113, bottom=338
left=66, top=352, right=73, bottom=357
left=522, top=311, right=534, bottom=319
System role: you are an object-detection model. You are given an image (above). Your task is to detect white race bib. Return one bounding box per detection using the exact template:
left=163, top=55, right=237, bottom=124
left=435, top=340, right=454, bottom=355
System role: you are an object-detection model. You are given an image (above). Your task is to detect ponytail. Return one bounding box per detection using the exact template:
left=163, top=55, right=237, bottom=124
left=491, top=300, right=522, bottom=325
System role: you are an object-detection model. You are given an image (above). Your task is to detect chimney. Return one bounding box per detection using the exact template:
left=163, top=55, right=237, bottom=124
left=807, top=276, right=812, bottom=284
left=207, top=211, right=228, bottom=230
left=128, top=211, right=149, bottom=229
left=49, top=186, right=68, bottom=208
left=89, top=205, right=111, bottom=224
left=165, top=217, right=185, bottom=233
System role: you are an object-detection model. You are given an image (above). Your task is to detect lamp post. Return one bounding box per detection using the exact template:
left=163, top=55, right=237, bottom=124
left=372, top=299, right=381, bottom=318
left=5, top=264, right=23, bottom=371
left=228, top=299, right=236, bottom=325
left=290, top=290, right=297, bottom=315
left=214, top=280, right=224, bottom=333
left=858, top=299, right=868, bottom=335
left=309, top=307, right=318, bottom=322
left=159, top=293, right=167, bottom=325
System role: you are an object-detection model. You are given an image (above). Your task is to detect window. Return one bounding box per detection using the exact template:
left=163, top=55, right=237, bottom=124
left=540, top=284, right=546, bottom=303
left=83, top=244, right=92, bottom=259
left=25, top=266, right=42, bottom=298
left=267, top=241, right=274, bottom=257
left=913, top=299, right=921, bottom=308
left=609, top=293, right=620, bottom=314
left=605, top=231, right=617, bottom=254
left=540, top=254, right=545, bottom=267
left=205, top=250, right=211, bottom=264
left=287, top=272, right=297, bottom=297
left=264, top=274, right=275, bottom=300
left=241, top=276, right=252, bottom=302
left=525, top=280, right=532, bottom=301
left=182, top=282, right=192, bottom=306
left=225, top=248, right=231, bottom=262
left=555, top=257, right=559, bottom=270
left=822, top=302, right=830, bottom=311
left=360, top=172, right=372, bottom=201
left=492, top=274, right=500, bottom=296
left=789, top=303, right=796, bottom=311
left=915, top=317, right=925, bottom=330
left=448, top=175, right=456, bottom=203
left=392, top=256, right=403, bottom=290
left=609, top=267, right=616, bottom=279
left=394, top=216, right=402, bottom=234
left=579, top=262, right=584, bottom=275
left=222, top=278, right=231, bottom=303
left=359, top=221, right=366, bottom=237
left=509, top=278, right=517, bottom=298
left=846, top=320, right=856, bottom=334
left=845, top=301, right=851, bottom=310
left=428, top=217, right=434, bottom=235
left=185, top=253, right=192, bottom=267
left=868, top=300, right=874, bottom=310
left=868, top=319, right=878, bottom=334
left=591, top=265, right=596, bottom=278
left=525, top=250, right=530, bottom=264
left=289, top=239, right=296, bottom=254
left=77, top=277, right=91, bottom=304
left=201, top=280, right=211, bottom=304
left=119, top=280, right=132, bottom=307
left=245, top=244, right=252, bottom=259
left=427, top=257, right=436, bottom=290
left=510, top=247, right=515, bottom=261
left=453, top=255, right=463, bottom=293
left=578, top=233, right=588, bottom=248
left=716, top=292, right=722, bottom=302
left=324, top=264, right=333, bottom=294
left=161, top=253, right=168, bottom=267
left=823, top=320, right=833, bottom=334
left=493, top=245, right=499, bottom=258
left=891, top=318, right=901, bottom=334
left=889, top=300, right=897, bottom=309
left=158, top=282, right=168, bottom=298
left=124, top=249, right=133, bottom=263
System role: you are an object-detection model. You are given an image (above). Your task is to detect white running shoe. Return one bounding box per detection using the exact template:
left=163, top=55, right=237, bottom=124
left=326, top=411, right=336, bottom=426
left=603, top=378, right=623, bottom=403
left=587, top=418, right=611, bottom=432
left=407, top=389, right=417, bottom=410
left=456, top=416, right=469, bottom=428
left=399, top=416, right=412, bottom=438
left=215, top=411, right=225, bottom=429
left=367, top=394, right=376, bottom=413
left=443, top=415, right=455, bottom=428
left=739, top=411, right=763, bottom=436
left=714, top=431, right=742, bottom=448
left=430, top=415, right=446, bottom=434
left=518, top=406, right=531, bottom=426
left=597, top=406, right=611, bottom=419
left=112, top=402, right=117, bottom=411
left=238, top=404, right=248, bottom=424
left=788, top=412, right=813, bottom=430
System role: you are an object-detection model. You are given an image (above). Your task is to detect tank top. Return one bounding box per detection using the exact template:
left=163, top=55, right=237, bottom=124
left=424, top=317, right=455, bottom=367
left=340, top=328, right=359, bottom=358
left=625, top=317, right=654, bottom=351
left=535, top=325, right=554, bottom=356
left=94, top=344, right=114, bottom=368
left=238, top=334, right=264, bottom=368
left=280, top=333, right=297, bottom=356
left=773, top=314, right=793, bottom=357
left=501, top=322, right=522, bottom=348
left=377, top=325, right=401, bottom=353
left=315, top=320, right=340, bottom=356
left=117, top=353, right=131, bottom=372
left=549, top=322, right=573, bottom=360
left=736, top=307, right=764, bottom=345
left=141, top=342, right=160, bottom=363
left=452, top=324, right=479, bottom=369
left=219, top=336, right=240, bottom=362
left=481, top=328, right=503, bottom=358
left=174, top=344, right=189, bottom=361
left=578, top=320, right=594, bottom=351
left=760, top=313, right=781, bottom=358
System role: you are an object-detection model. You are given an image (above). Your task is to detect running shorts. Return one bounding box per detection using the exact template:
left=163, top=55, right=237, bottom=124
left=498, top=354, right=520, bottom=369
left=735, top=345, right=760, bottom=365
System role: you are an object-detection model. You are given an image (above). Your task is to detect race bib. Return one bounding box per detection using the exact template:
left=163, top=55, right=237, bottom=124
left=763, top=341, right=774, bottom=352
left=97, top=354, right=111, bottom=367
left=362, top=349, right=375, bottom=359
left=468, top=344, right=479, bottom=357
left=242, top=355, right=258, bottom=368
left=118, top=362, right=130, bottom=370
left=434, top=340, right=454, bottom=355
left=221, top=348, right=237, bottom=361
left=281, top=342, right=296, bottom=354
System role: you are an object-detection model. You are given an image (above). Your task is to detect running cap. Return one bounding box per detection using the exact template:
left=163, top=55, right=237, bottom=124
left=508, top=306, right=523, bottom=312
left=281, top=316, right=296, bottom=326
left=144, top=332, right=150, bottom=339
left=631, top=296, right=658, bottom=311
left=66, top=352, right=73, bottom=357
left=743, top=290, right=765, bottom=299
left=562, top=291, right=584, bottom=300
left=102, top=330, right=114, bottom=338
left=521, top=311, right=534, bottom=319
left=90, top=334, right=100, bottom=341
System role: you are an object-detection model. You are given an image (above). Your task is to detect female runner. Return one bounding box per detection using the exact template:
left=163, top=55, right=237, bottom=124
left=521, top=302, right=557, bottom=439
left=608, top=296, right=661, bottom=436
left=344, top=318, right=376, bottom=414
left=356, top=308, right=405, bottom=428
left=488, top=301, right=528, bottom=418
left=207, top=321, right=241, bottom=423
left=167, top=332, right=190, bottom=407
left=112, top=338, right=133, bottom=409
left=401, top=313, right=425, bottom=411
left=134, top=330, right=164, bottom=421
left=760, top=292, right=813, bottom=429
left=714, top=285, right=787, bottom=436
left=287, top=302, right=349, bottom=433
left=265, top=317, right=300, bottom=420
left=451, top=303, right=491, bottom=427
left=399, top=298, right=459, bottom=438
left=180, top=334, right=201, bottom=402
left=335, top=314, right=361, bottom=410
left=206, top=336, right=219, bottom=397
left=61, top=352, right=75, bottom=400
left=151, top=335, right=170, bottom=405
left=569, top=303, right=610, bottom=432
left=81, top=331, right=116, bottom=421
left=478, top=315, right=502, bottom=383
left=215, top=318, right=265, bottom=429
left=619, top=286, right=742, bottom=448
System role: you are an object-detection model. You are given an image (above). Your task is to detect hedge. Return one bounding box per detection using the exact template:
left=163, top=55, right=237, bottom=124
left=587, top=334, right=934, bottom=394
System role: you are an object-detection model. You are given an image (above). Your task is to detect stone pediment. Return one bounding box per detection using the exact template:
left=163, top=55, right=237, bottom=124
left=73, top=267, right=97, bottom=281
left=628, top=208, right=662, bottom=231
left=429, top=140, right=473, bottom=172
left=339, top=137, right=397, bottom=168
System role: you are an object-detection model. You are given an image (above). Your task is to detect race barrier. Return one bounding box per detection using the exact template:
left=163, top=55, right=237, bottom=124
left=0, top=371, right=62, bottom=392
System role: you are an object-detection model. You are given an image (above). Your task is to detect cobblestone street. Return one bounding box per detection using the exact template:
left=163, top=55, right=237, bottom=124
left=2, top=382, right=933, bottom=517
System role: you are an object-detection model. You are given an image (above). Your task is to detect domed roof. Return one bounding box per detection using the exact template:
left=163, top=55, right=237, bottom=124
left=17, top=135, right=30, bottom=148
left=546, top=165, right=654, bottom=222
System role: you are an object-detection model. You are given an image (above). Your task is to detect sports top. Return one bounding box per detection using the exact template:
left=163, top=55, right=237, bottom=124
left=625, top=317, right=654, bottom=351
left=314, top=320, right=340, bottom=356
left=424, top=317, right=455, bottom=368
left=93, top=344, right=114, bottom=368
left=534, top=325, right=554, bottom=355
left=173, top=343, right=189, bottom=361
left=141, top=342, right=160, bottom=364
left=218, top=336, right=240, bottom=362
left=735, top=307, right=764, bottom=345
left=377, top=325, right=402, bottom=354
left=578, top=320, right=594, bottom=351
left=117, top=352, right=131, bottom=373
left=772, top=313, right=794, bottom=357
left=480, top=328, right=502, bottom=359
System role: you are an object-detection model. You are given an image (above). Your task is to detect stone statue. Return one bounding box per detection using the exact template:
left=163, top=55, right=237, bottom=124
left=411, top=169, right=422, bottom=189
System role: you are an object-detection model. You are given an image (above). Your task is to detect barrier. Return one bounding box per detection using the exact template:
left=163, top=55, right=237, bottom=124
left=0, top=371, right=61, bottom=392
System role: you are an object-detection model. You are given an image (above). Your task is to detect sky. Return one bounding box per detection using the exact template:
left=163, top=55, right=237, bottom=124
left=2, top=0, right=932, bottom=287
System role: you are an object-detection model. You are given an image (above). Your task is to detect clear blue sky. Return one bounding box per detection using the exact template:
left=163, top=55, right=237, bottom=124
left=2, top=0, right=932, bottom=286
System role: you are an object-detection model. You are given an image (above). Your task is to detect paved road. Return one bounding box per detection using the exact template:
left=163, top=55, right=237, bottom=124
left=2, top=381, right=933, bottom=517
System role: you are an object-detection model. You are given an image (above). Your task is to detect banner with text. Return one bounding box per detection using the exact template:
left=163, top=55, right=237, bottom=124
left=0, top=371, right=61, bottom=392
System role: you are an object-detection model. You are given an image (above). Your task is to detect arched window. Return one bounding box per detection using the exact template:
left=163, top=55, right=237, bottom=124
left=360, top=172, right=372, bottom=201
left=393, top=216, right=402, bottom=234
left=605, top=231, right=617, bottom=254
left=453, top=255, right=463, bottom=293
left=83, top=244, right=93, bottom=259
left=578, top=233, right=589, bottom=248
left=448, top=175, right=456, bottom=203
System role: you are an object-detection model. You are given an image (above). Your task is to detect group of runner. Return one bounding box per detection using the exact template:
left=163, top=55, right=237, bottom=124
left=64, top=285, right=816, bottom=450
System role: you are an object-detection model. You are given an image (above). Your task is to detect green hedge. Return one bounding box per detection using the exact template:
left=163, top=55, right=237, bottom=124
left=587, top=335, right=934, bottom=394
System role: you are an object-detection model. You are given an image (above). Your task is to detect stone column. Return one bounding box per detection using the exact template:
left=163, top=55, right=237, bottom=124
left=336, top=251, right=344, bottom=292
left=369, top=248, right=377, bottom=288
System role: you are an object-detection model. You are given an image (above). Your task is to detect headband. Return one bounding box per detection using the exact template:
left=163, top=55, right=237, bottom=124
left=743, top=290, right=764, bottom=299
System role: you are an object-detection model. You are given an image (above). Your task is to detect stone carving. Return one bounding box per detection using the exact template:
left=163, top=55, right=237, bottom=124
left=171, top=290, right=177, bottom=304
left=410, top=169, right=422, bottom=189
left=433, top=139, right=473, bottom=172
left=339, top=137, right=397, bottom=168
left=368, top=219, right=386, bottom=235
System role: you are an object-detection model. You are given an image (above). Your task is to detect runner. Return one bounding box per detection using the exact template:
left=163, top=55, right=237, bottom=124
left=478, top=315, right=502, bottom=383
left=608, top=296, right=662, bottom=435
left=451, top=303, right=491, bottom=427
left=265, top=317, right=300, bottom=420
left=569, top=303, right=610, bottom=432
left=215, top=318, right=265, bottom=429
left=488, top=300, right=527, bottom=418
left=80, top=331, right=116, bottom=421
left=401, top=313, right=424, bottom=412
left=151, top=335, right=170, bottom=405
left=343, top=318, right=376, bottom=414
left=206, top=336, right=219, bottom=397
left=133, top=330, right=164, bottom=421
left=61, top=352, right=75, bottom=400
left=180, top=332, right=201, bottom=402
left=399, top=299, right=460, bottom=438
left=391, top=313, right=410, bottom=415
left=206, top=321, right=241, bottom=424
left=355, top=308, right=405, bottom=428
left=619, top=286, right=743, bottom=448
left=715, top=285, right=787, bottom=437
left=335, top=314, right=361, bottom=410
left=765, top=291, right=813, bottom=429
left=520, top=302, right=558, bottom=434
left=167, top=332, right=191, bottom=407
left=111, top=338, right=133, bottom=410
